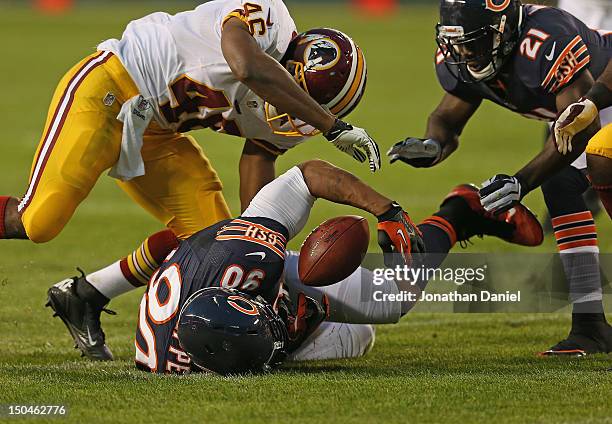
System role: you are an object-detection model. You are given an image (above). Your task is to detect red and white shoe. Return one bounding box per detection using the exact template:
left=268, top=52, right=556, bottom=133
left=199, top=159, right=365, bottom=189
left=442, top=184, right=544, bottom=247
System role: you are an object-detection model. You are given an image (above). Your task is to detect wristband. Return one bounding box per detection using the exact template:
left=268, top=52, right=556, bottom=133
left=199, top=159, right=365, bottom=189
left=324, top=119, right=352, bottom=141
left=377, top=202, right=403, bottom=222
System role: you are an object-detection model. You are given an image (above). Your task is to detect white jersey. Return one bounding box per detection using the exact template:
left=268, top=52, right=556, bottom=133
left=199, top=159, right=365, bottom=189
left=98, top=0, right=307, bottom=154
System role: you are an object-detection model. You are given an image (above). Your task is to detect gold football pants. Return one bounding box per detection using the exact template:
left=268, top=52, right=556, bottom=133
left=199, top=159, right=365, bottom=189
left=19, top=51, right=231, bottom=243
left=585, top=123, right=612, bottom=160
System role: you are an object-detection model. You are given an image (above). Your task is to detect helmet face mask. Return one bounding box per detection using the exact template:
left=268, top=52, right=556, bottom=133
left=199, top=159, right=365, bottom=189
left=264, top=61, right=320, bottom=139
left=265, top=28, right=368, bottom=137
left=264, top=60, right=320, bottom=137
left=437, top=22, right=505, bottom=82
left=437, top=0, right=523, bottom=84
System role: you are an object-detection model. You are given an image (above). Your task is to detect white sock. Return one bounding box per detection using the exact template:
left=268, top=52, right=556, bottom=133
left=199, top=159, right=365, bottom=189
left=560, top=247, right=603, bottom=307
left=87, top=261, right=139, bottom=300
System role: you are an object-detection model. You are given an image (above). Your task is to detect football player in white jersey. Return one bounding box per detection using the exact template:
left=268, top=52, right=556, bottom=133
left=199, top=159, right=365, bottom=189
left=0, top=0, right=379, bottom=360
left=554, top=59, right=612, bottom=220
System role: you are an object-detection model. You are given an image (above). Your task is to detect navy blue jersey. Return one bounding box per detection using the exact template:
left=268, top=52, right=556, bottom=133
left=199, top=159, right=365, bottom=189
left=135, top=216, right=289, bottom=374
left=436, top=5, right=612, bottom=121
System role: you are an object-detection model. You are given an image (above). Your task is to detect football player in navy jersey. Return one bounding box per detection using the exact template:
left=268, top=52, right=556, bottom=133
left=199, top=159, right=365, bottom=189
left=389, top=0, right=612, bottom=356
left=133, top=159, right=542, bottom=374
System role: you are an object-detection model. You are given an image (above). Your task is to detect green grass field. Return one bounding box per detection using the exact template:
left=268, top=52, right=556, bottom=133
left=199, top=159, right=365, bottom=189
left=0, top=3, right=611, bottom=423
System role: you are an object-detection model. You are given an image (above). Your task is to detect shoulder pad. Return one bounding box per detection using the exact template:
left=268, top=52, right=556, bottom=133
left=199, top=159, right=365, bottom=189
left=515, top=9, right=591, bottom=93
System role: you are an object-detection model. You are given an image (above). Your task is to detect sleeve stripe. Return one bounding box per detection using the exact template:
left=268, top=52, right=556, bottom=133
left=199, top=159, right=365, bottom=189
left=222, top=11, right=250, bottom=28
left=574, top=45, right=588, bottom=58
left=550, top=55, right=591, bottom=93
left=541, top=35, right=582, bottom=88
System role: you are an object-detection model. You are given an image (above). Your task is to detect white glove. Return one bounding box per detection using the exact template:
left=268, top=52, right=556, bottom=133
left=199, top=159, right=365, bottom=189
left=479, top=174, right=523, bottom=214
left=387, top=138, right=441, bottom=168
left=325, top=120, right=382, bottom=172
left=553, top=98, right=599, bottom=155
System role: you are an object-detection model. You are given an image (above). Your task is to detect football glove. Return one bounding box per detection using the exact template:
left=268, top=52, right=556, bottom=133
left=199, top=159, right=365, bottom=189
left=554, top=98, right=599, bottom=155
left=388, top=138, right=441, bottom=168
left=324, top=119, right=382, bottom=173
left=479, top=174, right=524, bottom=214
left=277, top=292, right=328, bottom=353
left=377, top=204, right=425, bottom=268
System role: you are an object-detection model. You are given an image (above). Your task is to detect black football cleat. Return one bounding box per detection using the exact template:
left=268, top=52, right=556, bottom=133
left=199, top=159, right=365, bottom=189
left=442, top=184, right=544, bottom=247
left=539, top=320, right=612, bottom=357
left=46, top=273, right=115, bottom=361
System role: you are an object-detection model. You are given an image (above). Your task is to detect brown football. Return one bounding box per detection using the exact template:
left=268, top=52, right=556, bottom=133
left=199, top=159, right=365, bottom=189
left=298, top=216, right=370, bottom=287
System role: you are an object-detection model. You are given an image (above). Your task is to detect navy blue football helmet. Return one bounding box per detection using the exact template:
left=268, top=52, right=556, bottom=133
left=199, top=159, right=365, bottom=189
left=177, top=288, right=288, bottom=376
left=436, top=0, right=524, bottom=83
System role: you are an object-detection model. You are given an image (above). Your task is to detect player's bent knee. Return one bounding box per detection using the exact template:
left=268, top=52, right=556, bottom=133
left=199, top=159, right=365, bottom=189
left=21, top=191, right=82, bottom=243
left=541, top=166, right=587, bottom=203
left=22, top=219, right=62, bottom=244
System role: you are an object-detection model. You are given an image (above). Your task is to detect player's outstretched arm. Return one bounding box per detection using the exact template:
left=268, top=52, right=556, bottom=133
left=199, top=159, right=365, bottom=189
left=388, top=94, right=480, bottom=167
left=519, top=72, right=601, bottom=188
left=222, top=19, right=381, bottom=172
left=298, top=160, right=392, bottom=217
left=298, top=160, right=425, bottom=258
left=239, top=140, right=277, bottom=212
left=242, top=160, right=424, bottom=261
left=554, top=59, right=612, bottom=154
left=222, top=18, right=335, bottom=134
left=480, top=71, right=601, bottom=214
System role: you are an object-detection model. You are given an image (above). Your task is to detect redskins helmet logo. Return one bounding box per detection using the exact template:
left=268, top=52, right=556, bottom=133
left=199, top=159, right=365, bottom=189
left=301, top=36, right=341, bottom=72
left=485, top=0, right=511, bottom=12
left=227, top=295, right=259, bottom=316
